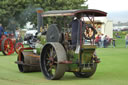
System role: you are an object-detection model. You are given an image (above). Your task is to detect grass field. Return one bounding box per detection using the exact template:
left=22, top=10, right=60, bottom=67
left=112, top=31, right=128, bottom=48
left=0, top=47, right=128, bottom=85
left=0, top=31, right=128, bottom=85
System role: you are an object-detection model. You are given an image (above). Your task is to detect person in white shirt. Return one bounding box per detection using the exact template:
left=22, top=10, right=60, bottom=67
left=15, top=28, right=20, bottom=39
left=100, top=34, right=105, bottom=48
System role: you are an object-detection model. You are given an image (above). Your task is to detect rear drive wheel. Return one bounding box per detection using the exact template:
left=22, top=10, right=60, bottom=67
left=40, top=42, right=67, bottom=80
left=1, top=38, right=14, bottom=55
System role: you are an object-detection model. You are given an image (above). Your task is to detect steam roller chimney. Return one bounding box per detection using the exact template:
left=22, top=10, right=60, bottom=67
left=36, top=8, right=43, bottom=33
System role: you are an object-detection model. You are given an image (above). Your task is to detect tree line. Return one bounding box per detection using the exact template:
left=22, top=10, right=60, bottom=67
left=114, top=21, right=128, bottom=26
left=0, top=0, right=88, bottom=31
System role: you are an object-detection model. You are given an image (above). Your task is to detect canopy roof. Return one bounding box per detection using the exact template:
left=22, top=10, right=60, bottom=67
left=42, top=9, right=107, bottom=17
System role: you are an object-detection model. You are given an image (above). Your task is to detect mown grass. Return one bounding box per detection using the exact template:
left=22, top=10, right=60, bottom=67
left=112, top=31, right=128, bottom=48
left=0, top=31, right=128, bottom=85
left=0, top=47, right=128, bottom=85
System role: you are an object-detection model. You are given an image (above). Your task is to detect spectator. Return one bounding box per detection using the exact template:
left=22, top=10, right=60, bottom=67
left=95, top=35, right=101, bottom=47
left=3, top=27, right=8, bottom=36
left=100, top=34, right=105, bottom=48
left=115, top=32, right=122, bottom=38
left=104, top=35, right=108, bottom=48
left=16, top=34, right=23, bottom=42
left=0, top=24, right=4, bottom=39
left=112, top=38, right=116, bottom=48
left=15, top=28, right=20, bottom=39
left=125, top=34, right=128, bottom=48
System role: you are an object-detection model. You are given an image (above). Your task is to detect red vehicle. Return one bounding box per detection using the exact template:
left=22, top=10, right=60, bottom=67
left=0, top=34, right=23, bottom=55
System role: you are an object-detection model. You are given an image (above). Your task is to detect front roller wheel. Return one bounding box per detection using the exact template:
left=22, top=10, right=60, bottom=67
left=1, top=38, right=14, bottom=55
left=40, top=42, right=67, bottom=80
left=74, top=63, right=97, bottom=78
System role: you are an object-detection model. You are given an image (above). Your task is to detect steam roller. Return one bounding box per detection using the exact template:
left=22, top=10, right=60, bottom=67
left=15, top=24, right=62, bottom=73
left=15, top=9, right=105, bottom=80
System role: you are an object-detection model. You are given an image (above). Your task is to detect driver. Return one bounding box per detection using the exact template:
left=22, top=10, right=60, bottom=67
left=0, top=24, right=4, bottom=39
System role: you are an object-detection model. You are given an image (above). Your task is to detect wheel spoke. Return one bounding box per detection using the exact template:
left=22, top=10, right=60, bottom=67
left=7, top=48, right=9, bottom=52
left=50, top=48, right=52, bottom=56
left=48, top=66, right=52, bottom=72
left=47, top=53, right=50, bottom=58
left=4, top=45, right=7, bottom=48
left=4, top=47, right=7, bottom=52
left=45, top=46, right=57, bottom=77
left=48, top=65, right=56, bottom=74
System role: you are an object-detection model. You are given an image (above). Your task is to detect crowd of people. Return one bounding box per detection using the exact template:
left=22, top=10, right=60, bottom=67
left=95, top=34, right=112, bottom=48
left=95, top=33, right=128, bottom=48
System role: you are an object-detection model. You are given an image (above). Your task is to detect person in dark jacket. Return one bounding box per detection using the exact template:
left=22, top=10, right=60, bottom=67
left=0, top=24, right=4, bottom=39
left=70, top=14, right=83, bottom=46
left=70, top=18, right=80, bottom=46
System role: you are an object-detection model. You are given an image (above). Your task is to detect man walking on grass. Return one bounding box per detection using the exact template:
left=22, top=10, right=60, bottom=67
left=125, top=34, right=128, bottom=48
left=0, top=23, right=4, bottom=39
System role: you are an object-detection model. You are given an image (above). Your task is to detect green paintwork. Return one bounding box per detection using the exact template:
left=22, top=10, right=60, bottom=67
left=35, top=33, right=46, bottom=54
left=67, top=50, right=79, bottom=71
left=67, top=45, right=96, bottom=72
left=36, top=32, right=96, bottom=72
left=35, top=43, right=43, bottom=54
left=37, top=33, right=46, bottom=45
left=40, top=35, right=46, bottom=45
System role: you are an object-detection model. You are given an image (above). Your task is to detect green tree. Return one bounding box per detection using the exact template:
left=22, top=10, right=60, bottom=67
left=0, top=0, right=32, bottom=29
left=0, top=0, right=88, bottom=30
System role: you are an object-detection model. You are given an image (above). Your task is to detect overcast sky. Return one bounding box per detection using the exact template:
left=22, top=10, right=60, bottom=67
left=87, top=0, right=128, bottom=12
left=87, top=0, right=128, bottom=23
